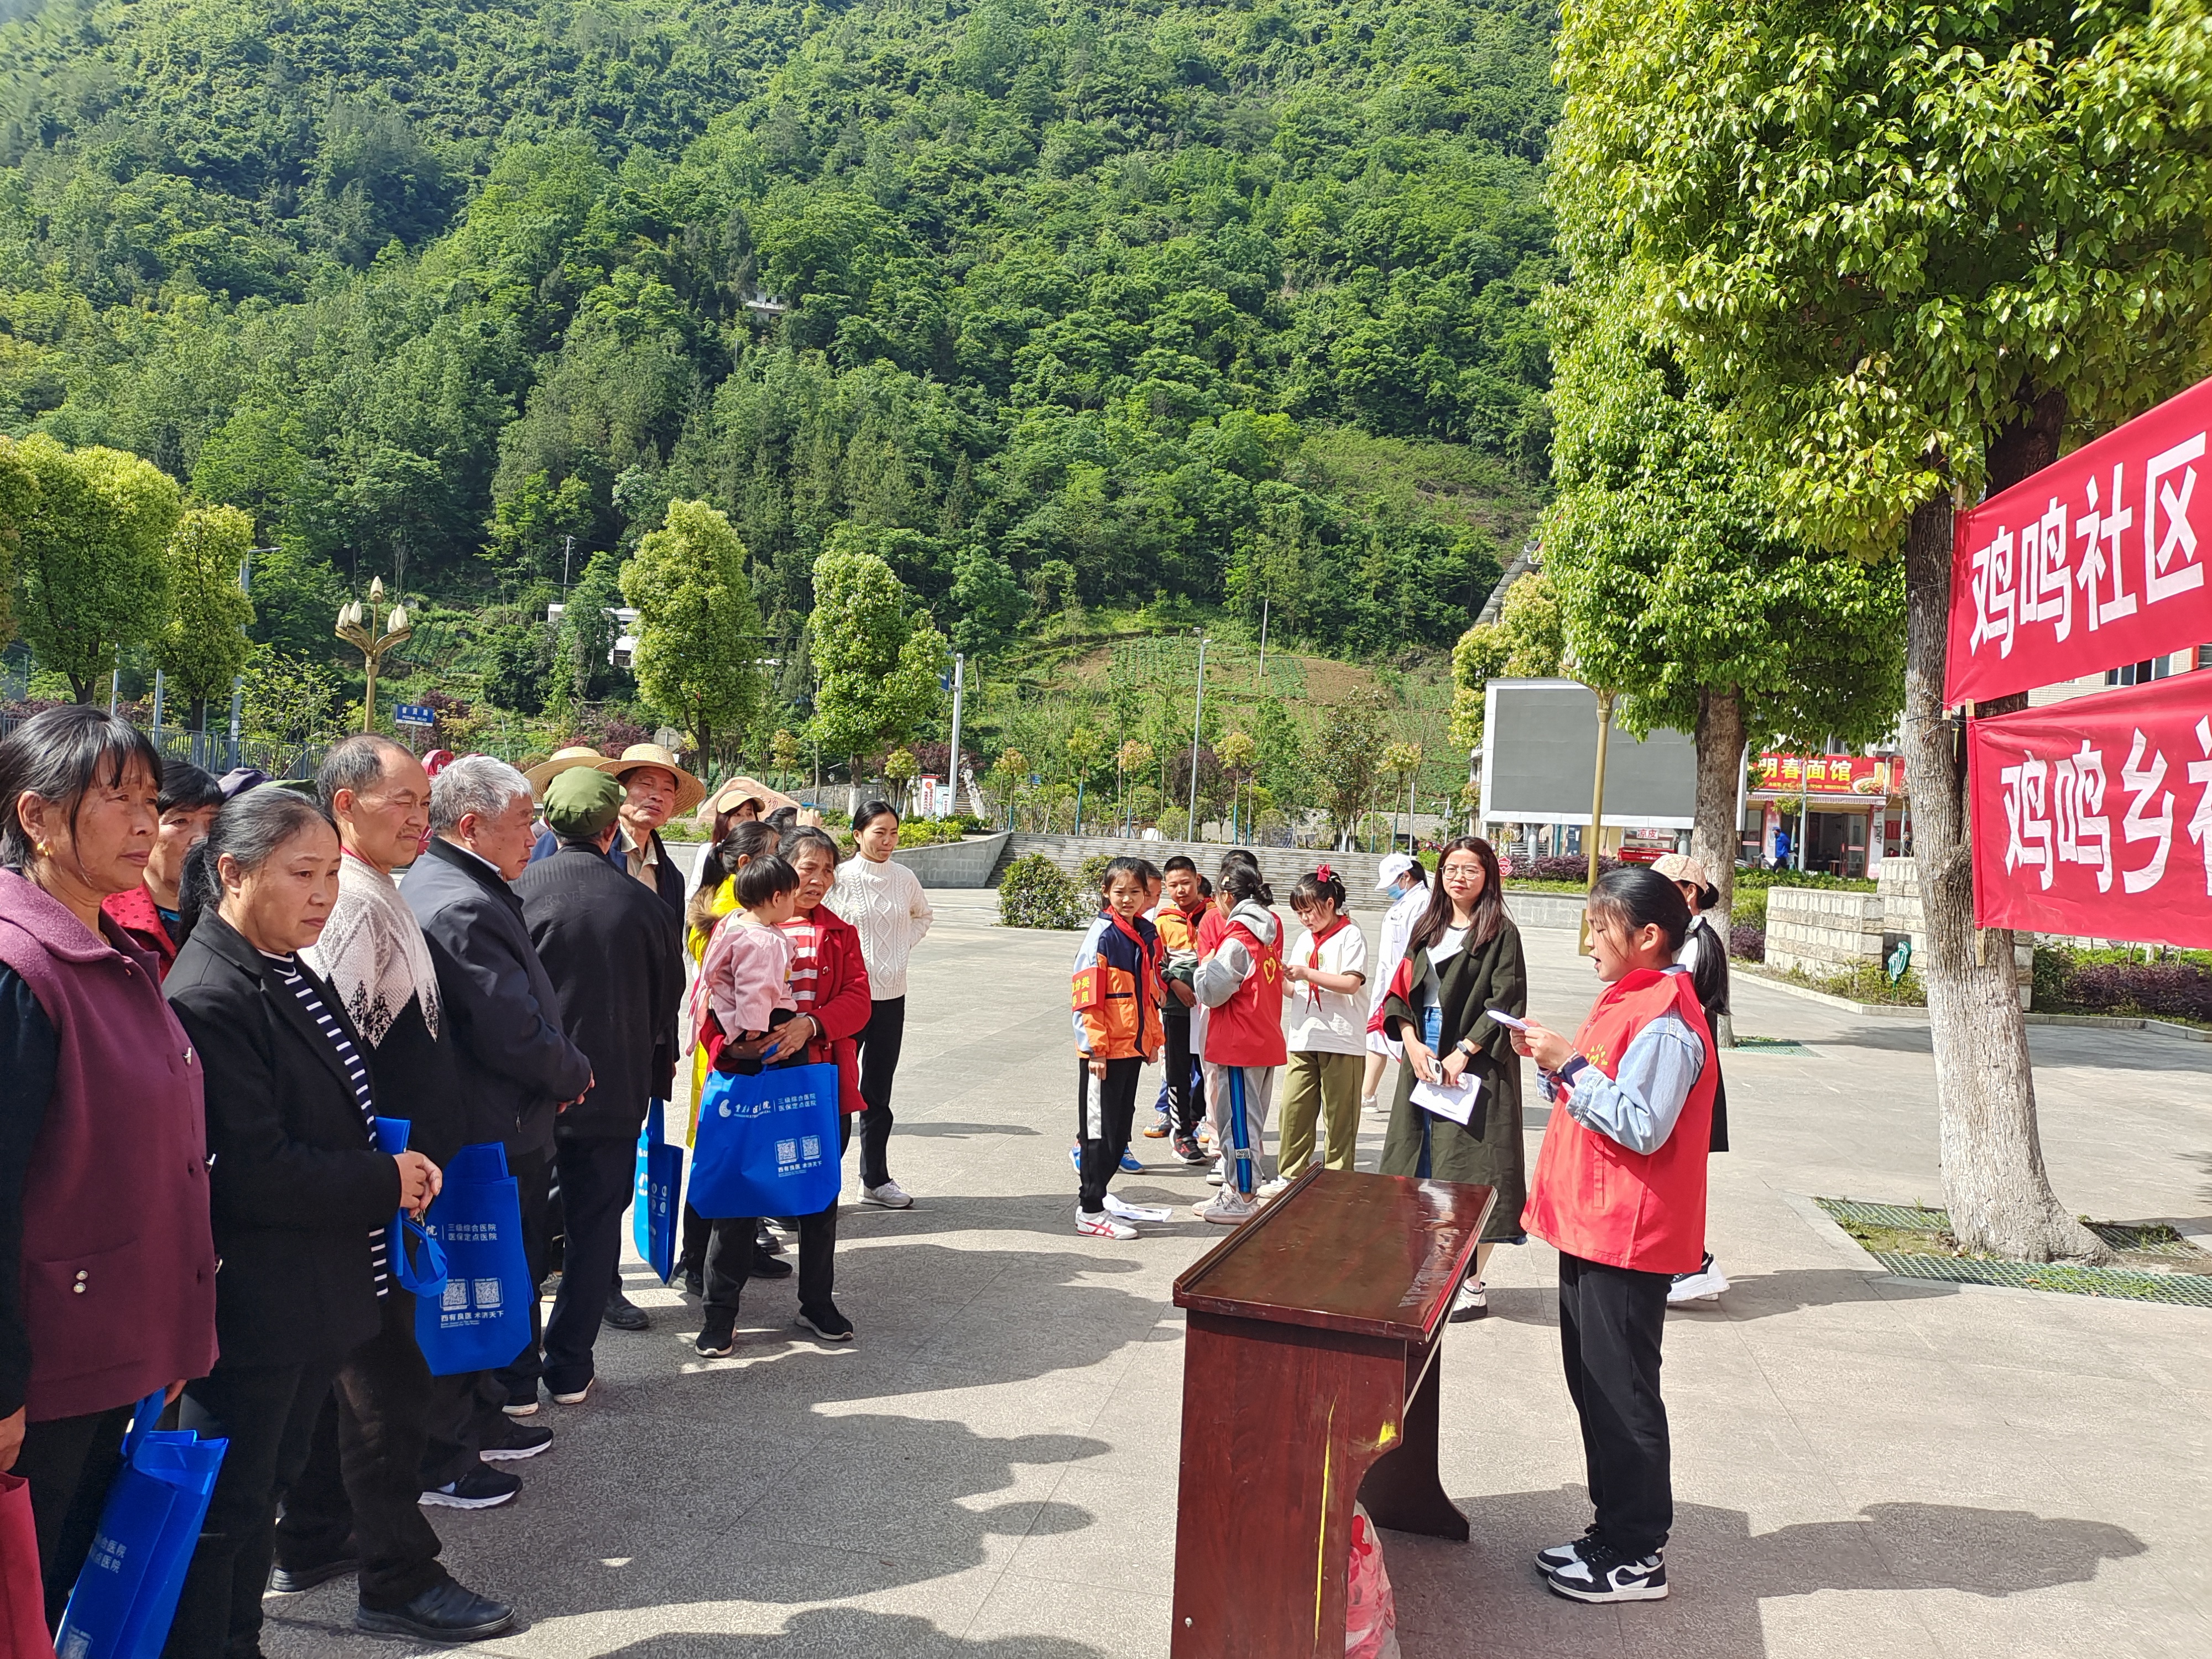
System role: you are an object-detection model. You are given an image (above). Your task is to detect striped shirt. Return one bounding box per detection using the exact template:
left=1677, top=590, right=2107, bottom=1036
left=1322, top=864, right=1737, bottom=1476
left=266, top=952, right=389, bottom=1296
left=777, top=916, right=825, bottom=1014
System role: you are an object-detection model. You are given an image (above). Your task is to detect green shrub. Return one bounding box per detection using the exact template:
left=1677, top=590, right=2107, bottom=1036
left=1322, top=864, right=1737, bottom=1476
left=1155, top=806, right=1190, bottom=839
left=1076, top=852, right=1116, bottom=892
left=998, top=854, right=1089, bottom=930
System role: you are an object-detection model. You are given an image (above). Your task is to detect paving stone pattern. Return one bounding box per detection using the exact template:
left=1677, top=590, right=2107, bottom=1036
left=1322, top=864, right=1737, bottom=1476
left=262, top=895, right=2212, bottom=1658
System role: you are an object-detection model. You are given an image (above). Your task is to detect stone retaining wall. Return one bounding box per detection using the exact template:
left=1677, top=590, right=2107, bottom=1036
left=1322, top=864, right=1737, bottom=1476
left=889, top=833, right=1009, bottom=888
left=1764, top=887, right=1889, bottom=977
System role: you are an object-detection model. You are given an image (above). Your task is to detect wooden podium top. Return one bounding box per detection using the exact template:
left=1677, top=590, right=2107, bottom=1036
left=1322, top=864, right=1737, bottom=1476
left=1172, top=1168, right=1495, bottom=1344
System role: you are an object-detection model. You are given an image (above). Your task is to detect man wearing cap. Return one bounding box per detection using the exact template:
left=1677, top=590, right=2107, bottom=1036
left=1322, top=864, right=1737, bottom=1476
left=513, top=769, right=683, bottom=1406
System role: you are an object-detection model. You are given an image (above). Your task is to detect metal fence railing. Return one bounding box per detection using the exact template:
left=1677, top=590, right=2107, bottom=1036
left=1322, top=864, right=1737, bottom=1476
left=0, top=710, right=331, bottom=781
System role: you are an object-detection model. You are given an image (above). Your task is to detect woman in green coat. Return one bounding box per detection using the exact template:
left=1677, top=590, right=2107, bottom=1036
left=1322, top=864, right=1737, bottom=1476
left=1378, top=834, right=1527, bottom=1321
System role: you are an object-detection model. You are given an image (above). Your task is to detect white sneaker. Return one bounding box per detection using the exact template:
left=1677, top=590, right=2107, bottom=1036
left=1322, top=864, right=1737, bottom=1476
left=1206, top=1157, right=1225, bottom=1187
left=1196, top=1191, right=1258, bottom=1226
left=1448, top=1279, right=1488, bottom=1322
left=1077, top=1210, right=1136, bottom=1240
left=1256, top=1176, right=1291, bottom=1200
left=1667, top=1252, right=1729, bottom=1304
left=863, top=1181, right=914, bottom=1210
left=1361, top=1094, right=1383, bottom=1117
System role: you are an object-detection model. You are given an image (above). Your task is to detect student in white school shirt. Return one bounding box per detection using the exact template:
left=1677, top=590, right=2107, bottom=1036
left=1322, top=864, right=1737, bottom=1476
left=1264, top=865, right=1369, bottom=1194
left=1360, top=852, right=1430, bottom=1115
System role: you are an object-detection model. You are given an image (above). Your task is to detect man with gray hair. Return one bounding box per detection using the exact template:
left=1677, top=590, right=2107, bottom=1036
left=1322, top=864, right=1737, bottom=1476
left=404, top=754, right=593, bottom=1452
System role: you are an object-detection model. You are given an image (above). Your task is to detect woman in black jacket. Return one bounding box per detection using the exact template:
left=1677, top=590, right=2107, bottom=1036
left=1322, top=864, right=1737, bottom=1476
left=163, top=788, right=510, bottom=1655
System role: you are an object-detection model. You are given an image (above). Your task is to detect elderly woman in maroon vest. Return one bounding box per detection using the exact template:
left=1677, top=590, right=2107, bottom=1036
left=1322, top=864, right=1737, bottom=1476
left=0, top=706, right=220, bottom=1626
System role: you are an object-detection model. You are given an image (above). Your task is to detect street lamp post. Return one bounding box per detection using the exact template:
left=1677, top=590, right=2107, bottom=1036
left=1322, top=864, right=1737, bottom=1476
left=335, top=577, right=414, bottom=734
left=1187, top=630, right=1208, bottom=839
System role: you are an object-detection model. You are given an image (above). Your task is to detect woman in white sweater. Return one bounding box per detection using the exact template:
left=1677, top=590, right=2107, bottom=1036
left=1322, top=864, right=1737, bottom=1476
left=833, top=800, right=936, bottom=1208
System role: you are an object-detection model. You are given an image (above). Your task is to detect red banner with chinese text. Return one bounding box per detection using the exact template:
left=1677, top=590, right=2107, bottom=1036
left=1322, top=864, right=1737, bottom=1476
left=1968, top=675, right=2212, bottom=948
left=1947, top=375, right=2212, bottom=707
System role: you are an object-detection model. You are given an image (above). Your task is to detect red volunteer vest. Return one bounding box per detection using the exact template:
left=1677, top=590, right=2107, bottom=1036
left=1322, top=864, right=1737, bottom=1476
left=1203, top=917, right=1287, bottom=1067
left=1523, top=967, right=1715, bottom=1276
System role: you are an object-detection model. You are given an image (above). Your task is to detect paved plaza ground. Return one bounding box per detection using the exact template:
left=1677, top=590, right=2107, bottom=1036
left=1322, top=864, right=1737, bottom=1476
left=264, top=891, right=2212, bottom=1659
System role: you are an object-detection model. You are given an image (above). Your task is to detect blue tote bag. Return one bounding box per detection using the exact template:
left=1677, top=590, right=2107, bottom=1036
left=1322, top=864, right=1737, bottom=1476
left=633, top=1099, right=683, bottom=1285
left=54, top=1394, right=226, bottom=1659
left=414, top=1141, right=533, bottom=1377
left=689, top=1062, right=842, bottom=1220
left=373, top=1117, right=448, bottom=1300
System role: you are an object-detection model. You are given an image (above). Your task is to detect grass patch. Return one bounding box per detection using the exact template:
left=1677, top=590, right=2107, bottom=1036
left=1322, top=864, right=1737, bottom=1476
left=1815, top=1197, right=2212, bottom=1307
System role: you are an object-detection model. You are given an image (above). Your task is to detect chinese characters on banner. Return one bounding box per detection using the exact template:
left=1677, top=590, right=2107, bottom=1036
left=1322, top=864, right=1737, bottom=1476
left=1947, top=374, right=2211, bottom=706
left=1752, top=753, right=1900, bottom=797
left=1968, top=676, right=2212, bottom=949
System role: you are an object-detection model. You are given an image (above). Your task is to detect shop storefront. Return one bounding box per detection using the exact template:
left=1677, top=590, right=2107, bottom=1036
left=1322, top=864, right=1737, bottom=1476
left=1741, top=752, right=1908, bottom=878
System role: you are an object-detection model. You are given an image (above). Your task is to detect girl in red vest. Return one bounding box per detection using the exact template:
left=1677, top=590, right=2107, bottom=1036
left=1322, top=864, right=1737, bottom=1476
left=1191, top=863, right=1285, bottom=1225
left=1512, top=867, right=1717, bottom=1606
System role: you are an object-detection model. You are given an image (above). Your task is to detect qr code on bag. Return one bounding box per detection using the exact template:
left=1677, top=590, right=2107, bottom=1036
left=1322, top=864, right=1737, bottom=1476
left=473, top=1277, right=503, bottom=1310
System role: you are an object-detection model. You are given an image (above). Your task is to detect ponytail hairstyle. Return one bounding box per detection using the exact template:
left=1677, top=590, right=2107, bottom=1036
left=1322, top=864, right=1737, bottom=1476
left=1406, top=835, right=1505, bottom=957
left=177, top=785, right=337, bottom=947
left=690, top=819, right=780, bottom=938
left=1695, top=880, right=1721, bottom=913
left=1217, top=863, right=1273, bottom=909
left=1686, top=912, right=1732, bottom=1018
left=1583, top=865, right=1690, bottom=957
left=1290, top=863, right=1347, bottom=914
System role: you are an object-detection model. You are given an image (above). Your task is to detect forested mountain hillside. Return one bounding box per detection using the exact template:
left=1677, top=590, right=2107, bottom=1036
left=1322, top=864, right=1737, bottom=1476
left=0, top=0, right=1558, bottom=686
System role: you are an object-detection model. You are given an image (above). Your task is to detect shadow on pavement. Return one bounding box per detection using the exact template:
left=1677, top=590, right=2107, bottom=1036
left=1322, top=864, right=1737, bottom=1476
left=589, top=1608, right=1119, bottom=1657
left=1390, top=1488, right=2146, bottom=1658
left=890, top=1120, right=1044, bottom=1138
left=1482, top=1267, right=1955, bottom=1328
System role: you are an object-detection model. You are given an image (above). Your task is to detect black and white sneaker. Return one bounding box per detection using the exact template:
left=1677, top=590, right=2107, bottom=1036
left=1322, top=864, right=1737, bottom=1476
left=795, top=1304, right=855, bottom=1342
left=1534, top=1525, right=1602, bottom=1574
left=1545, top=1541, right=1667, bottom=1602
left=1667, top=1251, right=1730, bottom=1305
left=1448, top=1279, right=1488, bottom=1322
left=418, top=1467, right=521, bottom=1510
left=478, top=1420, right=553, bottom=1462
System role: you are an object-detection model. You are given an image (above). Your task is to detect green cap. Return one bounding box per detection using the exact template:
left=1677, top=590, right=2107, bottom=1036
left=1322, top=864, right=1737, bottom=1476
left=543, top=766, right=623, bottom=839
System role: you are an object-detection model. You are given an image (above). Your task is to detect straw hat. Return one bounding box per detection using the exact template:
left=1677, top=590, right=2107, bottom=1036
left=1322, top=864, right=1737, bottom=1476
left=523, top=745, right=607, bottom=796
left=695, top=775, right=801, bottom=827
left=597, top=742, right=707, bottom=816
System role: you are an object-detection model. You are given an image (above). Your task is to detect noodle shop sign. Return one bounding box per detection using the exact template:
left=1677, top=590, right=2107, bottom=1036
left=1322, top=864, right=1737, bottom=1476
left=1754, top=753, right=1898, bottom=799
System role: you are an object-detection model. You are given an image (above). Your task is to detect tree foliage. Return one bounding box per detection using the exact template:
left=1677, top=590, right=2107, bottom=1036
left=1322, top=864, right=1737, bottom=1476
left=620, top=499, right=765, bottom=760
left=155, top=503, right=257, bottom=726
left=0, top=0, right=1564, bottom=678
left=807, top=545, right=946, bottom=768
left=14, top=436, right=182, bottom=701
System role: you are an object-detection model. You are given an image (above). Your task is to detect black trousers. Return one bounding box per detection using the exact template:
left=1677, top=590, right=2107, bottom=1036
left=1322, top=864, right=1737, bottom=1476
left=1076, top=1057, right=1143, bottom=1213
left=680, top=1197, right=713, bottom=1279
left=494, top=1145, right=552, bottom=1406
left=14, top=1401, right=132, bottom=1629
left=273, top=1291, right=451, bottom=1612
left=702, top=1113, right=847, bottom=1323
left=542, top=1133, right=639, bottom=1395
left=1558, top=1252, right=1673, bottom=1558
left=1163, top=1010, right=1198, bottom=1135
left=852, top=997, right=905, bottom=1190
left=168, top=1359, right=337, bottom=1658
left=419, top=1369, right=508, bottom=1490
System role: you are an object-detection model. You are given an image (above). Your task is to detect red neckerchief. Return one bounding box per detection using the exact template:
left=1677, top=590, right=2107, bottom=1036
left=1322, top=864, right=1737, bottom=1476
left=1303, top=914, right=1351, bottom=1008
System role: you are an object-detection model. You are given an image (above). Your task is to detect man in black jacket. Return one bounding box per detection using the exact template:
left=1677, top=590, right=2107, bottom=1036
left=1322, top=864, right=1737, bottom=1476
left=404, top=755, right=594, bottom=1469
left=513, top=768, right=681, bottom=1406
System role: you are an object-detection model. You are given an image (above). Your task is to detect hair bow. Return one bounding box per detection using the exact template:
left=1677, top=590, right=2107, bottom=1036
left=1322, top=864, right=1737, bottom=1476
left=1315, top=862, right=1334, bottom=882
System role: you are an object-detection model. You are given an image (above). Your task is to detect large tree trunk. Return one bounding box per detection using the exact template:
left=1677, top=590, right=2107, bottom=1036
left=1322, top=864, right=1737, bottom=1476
left=1691, top=685, right=1745, bottom=1047
left=1902, top=445, right=2104, bottom=1262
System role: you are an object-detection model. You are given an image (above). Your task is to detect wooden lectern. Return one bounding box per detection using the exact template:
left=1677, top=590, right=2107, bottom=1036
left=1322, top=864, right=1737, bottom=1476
left=1168, top=1167, right=1495, bottom=1658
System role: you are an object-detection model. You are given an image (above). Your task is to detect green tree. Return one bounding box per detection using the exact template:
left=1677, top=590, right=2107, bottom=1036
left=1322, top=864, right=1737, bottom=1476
left=1380, top=740, right=1422, bottom=847
left=15, top=436, right=182, bottom=702
left=154, top=503, right=257, bottom=731
left=1312, top=688, right=1389, bottom=850
left=1541, top=294, right=1906, bottom=934
left=0, top=437, right=37, bottom=646
left=1216, top=728, right=1257, bottom=842
left=1551, top=0, right=2212, bottom=1259
left=808, top=545, right=946, bottom=805
left=555, top=551, right=625, bottom=706
left=620, top=499, right=765, bottom=762
left=1065, top=724, right=1104, bottom=833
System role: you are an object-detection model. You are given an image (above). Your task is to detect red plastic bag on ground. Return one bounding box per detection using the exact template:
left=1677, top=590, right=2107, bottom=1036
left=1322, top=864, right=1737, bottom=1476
left=1347, top=1502, right=1402, bottom=1659
left=2, top=1470, right=60, bottom=1659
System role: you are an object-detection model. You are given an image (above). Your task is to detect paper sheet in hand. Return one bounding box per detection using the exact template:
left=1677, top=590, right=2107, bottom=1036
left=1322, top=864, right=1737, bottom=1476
left=1410, top=1074, right=1483, bottom=1126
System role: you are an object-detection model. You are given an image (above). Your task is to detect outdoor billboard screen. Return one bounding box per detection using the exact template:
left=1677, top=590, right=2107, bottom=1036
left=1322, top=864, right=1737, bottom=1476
left=1478, top=679, right=1700, bottom=829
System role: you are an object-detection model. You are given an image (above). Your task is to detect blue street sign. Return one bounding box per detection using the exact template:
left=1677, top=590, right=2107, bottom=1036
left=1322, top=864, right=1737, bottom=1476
left=395, top=703, right=436, bottom=728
